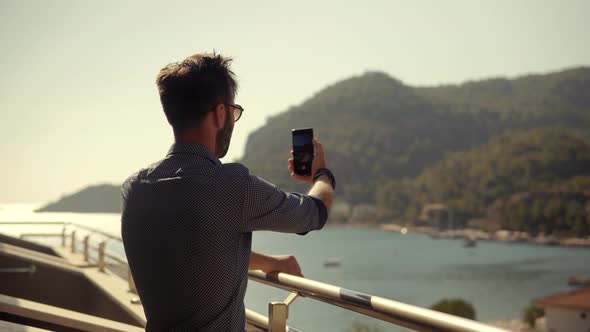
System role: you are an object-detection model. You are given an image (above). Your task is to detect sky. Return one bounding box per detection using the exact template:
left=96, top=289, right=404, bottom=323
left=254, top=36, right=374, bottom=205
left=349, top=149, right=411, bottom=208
left=0, top=0, right=589, bottom=204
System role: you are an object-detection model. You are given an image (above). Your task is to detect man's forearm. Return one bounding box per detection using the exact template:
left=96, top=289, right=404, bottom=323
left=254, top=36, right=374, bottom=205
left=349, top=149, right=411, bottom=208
left=308, top=175, right=334, bottom=213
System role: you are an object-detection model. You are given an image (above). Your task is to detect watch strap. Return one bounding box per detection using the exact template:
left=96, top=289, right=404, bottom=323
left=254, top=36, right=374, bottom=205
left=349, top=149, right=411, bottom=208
left=313, top=168, right=336, bottom=190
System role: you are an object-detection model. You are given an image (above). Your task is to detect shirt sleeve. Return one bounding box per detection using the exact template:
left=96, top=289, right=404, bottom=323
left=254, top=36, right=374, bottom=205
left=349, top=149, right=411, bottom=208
left=242, top=174, right=327, bottom=234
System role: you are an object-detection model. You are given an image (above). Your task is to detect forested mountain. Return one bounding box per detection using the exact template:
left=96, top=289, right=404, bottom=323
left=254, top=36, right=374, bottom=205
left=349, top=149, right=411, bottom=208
left=241, top=67, right=590, bottom=206
left=418, top=67, right=590, bottom=118
left=375, top=128, right=590, bottom=236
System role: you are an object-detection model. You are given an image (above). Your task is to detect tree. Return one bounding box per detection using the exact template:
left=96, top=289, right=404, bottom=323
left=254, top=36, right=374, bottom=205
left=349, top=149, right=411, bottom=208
left=522, top=305, right=544, bottom=327
left=430, top=298, right=476, bottom=320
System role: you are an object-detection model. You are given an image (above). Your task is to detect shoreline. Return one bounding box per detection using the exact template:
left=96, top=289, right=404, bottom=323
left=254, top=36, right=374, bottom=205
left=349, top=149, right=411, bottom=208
left=3, top=202, right=589, bottom=249
left=376, top=223, right=590, bottom=248
left=324, top=221, right=590, bottom=249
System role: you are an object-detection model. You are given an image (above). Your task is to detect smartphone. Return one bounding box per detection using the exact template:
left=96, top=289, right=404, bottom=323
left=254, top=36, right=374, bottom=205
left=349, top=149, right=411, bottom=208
left=292, top=128, right=314, bottom=176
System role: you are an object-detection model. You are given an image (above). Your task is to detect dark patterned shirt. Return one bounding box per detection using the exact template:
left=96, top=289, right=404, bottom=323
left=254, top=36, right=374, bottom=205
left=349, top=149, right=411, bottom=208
left=121, top=141, right=327, bottom=332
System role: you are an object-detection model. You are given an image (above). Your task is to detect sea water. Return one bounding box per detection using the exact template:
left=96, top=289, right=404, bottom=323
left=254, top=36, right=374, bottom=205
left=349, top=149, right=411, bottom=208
left=2, top=203, right=589, bottom=332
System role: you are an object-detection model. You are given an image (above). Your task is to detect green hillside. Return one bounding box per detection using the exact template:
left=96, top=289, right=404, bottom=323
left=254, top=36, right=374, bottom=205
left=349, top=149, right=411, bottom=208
left=493, top=188, right=590, bottom=237
left=418, top=67, right=590, bottom=118
left=376, top=128, right=590, bottom=235
left=241, top=67, right=590, bottom=205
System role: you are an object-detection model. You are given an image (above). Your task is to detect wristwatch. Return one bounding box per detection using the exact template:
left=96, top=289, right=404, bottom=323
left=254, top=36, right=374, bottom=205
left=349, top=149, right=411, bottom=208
left=313, top=168, right=336, bottom=190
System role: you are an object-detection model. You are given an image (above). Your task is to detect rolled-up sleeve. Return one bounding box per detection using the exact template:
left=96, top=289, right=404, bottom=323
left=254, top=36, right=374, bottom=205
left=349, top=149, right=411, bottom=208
left=242, top=175, right=327, bottom=234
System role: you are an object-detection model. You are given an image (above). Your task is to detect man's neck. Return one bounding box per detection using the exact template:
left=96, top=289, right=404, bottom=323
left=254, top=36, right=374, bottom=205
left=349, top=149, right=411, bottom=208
left=174, top=134, right=216, bottom=157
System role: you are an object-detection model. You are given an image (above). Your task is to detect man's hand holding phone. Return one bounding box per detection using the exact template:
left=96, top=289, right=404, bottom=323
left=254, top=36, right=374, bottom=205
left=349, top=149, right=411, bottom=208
left=288, top=138, right=326, bottom=184
left=288, top=128, right=334, bottom=216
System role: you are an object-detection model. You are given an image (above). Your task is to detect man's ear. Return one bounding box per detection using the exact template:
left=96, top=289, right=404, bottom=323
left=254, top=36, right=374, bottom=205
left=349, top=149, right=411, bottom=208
left=213, top=103, right=226, bottom=129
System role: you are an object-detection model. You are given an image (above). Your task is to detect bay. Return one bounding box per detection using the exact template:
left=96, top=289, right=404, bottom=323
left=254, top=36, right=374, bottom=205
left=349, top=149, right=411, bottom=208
left=2, top=203, right=589, bottom=332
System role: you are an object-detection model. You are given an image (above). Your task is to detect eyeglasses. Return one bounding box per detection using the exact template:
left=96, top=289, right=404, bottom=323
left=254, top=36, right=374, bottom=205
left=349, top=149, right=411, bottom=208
left=228, top=104, right=244, bottom=122
left=210, top=103, right=244, bottom=122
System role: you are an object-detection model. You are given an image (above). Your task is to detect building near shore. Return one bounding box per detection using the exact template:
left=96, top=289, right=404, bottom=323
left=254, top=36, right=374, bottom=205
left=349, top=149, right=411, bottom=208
left=534, top=286, right=590, bottom=332
left=419, top=203, right=454, bottom=230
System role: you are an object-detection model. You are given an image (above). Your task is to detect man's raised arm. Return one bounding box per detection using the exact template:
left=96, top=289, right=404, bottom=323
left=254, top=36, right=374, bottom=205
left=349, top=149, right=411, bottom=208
left=245, top=138, right=335, bottom=276
left=242, top=138, right=334, bottom=235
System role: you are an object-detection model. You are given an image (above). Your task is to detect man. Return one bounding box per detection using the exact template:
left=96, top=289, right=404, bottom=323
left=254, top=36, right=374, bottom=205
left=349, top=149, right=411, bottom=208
left=121, top=52, right=335, bottom=332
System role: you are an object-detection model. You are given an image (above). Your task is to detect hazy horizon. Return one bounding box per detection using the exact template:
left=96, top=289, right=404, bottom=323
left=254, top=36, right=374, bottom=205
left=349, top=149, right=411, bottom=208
left=1, top=0, right=589, bottom=204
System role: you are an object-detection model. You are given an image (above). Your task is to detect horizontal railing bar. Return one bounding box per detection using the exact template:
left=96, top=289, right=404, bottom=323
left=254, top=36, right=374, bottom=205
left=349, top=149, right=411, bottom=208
left=248, top=271, right=511, bottom=332
left=0, top=221, right=123, bottom=243
left=245, top=308, right=268, bottom=330
left=68, top=224, right=122, bottom=242
left=19, top=233, right=63, bottom=238
left=0, top=266, right=36, bottom=274
left=0, top=293, right=144, bottom=332
left=0, top=222, right=69, bottom=225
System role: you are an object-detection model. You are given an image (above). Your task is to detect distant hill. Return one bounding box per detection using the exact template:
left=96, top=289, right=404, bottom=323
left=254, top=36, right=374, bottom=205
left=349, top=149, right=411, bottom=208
left=241, top=67, right=590, bottom=205
left=35, top=184, right=121, bottom=213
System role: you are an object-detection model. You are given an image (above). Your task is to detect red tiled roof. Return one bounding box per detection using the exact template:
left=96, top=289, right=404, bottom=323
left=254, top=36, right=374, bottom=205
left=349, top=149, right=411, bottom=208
left=534, top=286, right=590, bottom=311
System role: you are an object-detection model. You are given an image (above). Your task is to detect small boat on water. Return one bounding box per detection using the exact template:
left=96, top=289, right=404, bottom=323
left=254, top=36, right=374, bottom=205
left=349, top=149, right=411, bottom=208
left=323, top=258, right=342, bottom=267
left=464, top=237, right=477, bottom=248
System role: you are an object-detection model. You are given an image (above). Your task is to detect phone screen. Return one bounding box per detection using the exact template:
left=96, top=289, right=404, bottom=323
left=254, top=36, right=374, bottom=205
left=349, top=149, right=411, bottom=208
left=292, top=128, right=314, bottom=176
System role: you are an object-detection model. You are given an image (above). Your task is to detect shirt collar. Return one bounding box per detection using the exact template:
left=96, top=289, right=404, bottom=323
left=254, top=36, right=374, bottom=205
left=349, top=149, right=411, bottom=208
left=166, top=141, right=222, bottom=165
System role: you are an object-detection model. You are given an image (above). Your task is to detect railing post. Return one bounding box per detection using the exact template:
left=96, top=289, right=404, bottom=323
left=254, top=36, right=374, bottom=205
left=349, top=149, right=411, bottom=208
left=61, top=226, right=67, bottom=247
left=83, top=235, right=90, bottom=262
left=70, top=230, right=77, bottom=253
left=268, top=302, right=288, bottom=332
left=98, top=241, right=106, bottom=272
left=268, top=292, right=298, bottom=332
left=128, top=268, right=137, bottom=293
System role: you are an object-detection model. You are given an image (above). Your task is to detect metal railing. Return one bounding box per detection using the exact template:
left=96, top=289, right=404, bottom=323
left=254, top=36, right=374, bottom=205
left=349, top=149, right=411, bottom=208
left=1, top=221, right=513, bottom=332
left=248, top=270, right=511, bottom=332
left=1, top=221, right=131, bottom=285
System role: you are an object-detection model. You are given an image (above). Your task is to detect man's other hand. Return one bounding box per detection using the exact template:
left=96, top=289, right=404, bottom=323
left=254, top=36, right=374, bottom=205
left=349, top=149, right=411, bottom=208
left=249, top=252, right=304, bottom=277
left=266, top=255, right=303, bottom=277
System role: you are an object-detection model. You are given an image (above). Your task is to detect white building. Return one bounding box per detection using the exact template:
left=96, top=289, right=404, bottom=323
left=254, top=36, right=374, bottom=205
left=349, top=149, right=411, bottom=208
left=535, top=286, right=590, bottom=332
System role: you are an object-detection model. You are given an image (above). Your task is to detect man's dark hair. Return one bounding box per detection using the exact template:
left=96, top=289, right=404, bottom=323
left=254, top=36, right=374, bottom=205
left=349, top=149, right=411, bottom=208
left=156, top=52, right=238, bottom=134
